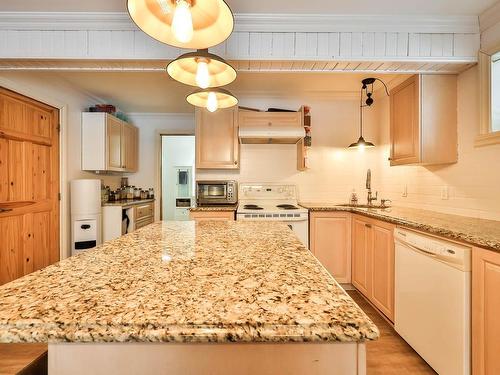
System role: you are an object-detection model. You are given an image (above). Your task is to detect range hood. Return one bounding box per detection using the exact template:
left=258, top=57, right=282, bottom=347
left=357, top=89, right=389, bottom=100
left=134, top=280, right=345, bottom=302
left=239, top=127, right=305, bottom=144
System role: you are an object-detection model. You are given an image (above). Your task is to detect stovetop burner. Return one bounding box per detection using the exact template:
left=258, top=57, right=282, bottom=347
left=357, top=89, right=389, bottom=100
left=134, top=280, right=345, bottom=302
left=243, top=204, right=263, bottom=210
left=276, top=204, right=299, bottom=210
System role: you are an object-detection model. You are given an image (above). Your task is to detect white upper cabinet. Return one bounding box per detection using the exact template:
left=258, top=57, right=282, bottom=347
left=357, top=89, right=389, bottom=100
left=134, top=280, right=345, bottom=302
left=81, top=112, right=138, bottom=173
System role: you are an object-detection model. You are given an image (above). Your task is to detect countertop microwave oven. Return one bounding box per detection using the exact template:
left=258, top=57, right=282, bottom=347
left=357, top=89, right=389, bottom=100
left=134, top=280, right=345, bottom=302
left=196, top=180, right=238, bottom=205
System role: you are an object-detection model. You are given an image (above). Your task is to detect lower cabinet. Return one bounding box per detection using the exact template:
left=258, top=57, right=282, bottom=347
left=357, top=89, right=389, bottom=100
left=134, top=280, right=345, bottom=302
left=351, top=215, right=395, bottom=321
left=189, top=211, right=235, bottom=221
left=310, top=212, right=352, bottom=283
left=472, top=247, right=500, bottom=375
left=134, top=202, right=154, bottom=230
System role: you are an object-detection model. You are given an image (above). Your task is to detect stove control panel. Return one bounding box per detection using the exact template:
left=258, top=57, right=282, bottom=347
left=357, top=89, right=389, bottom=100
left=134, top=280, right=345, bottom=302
left=240, top=184, right=296, bottom=200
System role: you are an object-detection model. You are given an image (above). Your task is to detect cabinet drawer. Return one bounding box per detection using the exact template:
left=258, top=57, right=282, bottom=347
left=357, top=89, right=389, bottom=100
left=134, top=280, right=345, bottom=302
left=135, top=203, right=153, bottom=220
left=135, top=216, right=153, bottom=230
left=239, top=111, right=302, bottom=128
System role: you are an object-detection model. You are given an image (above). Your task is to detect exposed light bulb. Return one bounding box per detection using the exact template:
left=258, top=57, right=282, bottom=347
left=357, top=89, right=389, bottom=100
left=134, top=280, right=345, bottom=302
left=206, top=92, right=218, bottom=112
left=196, top=60, right=210, bottom=89
left=172, top=0, right=193, bottom=44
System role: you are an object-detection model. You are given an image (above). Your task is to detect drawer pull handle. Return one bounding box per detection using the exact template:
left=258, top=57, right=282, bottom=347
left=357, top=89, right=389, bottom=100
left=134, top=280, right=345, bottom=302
left=0, top=208, right=13, bottom=213
left=81, top=224, right=91, bottom=230
left=365, top=223, right=372, bottom=228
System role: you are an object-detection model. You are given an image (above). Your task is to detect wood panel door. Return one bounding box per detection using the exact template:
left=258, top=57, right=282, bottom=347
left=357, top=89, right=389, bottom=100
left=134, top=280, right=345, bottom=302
left=195, top=107, right=239, bottom=169
left=0, top=87, right=59, bottom=286
left=351, top=216, right=372, bottom=297
left=390, top=75, right=421, bottom=166
left=472, top=247, right=500, bottom=375
left=371, top=222, right=395, bottom=321
left=106, top=116, right=123, bottom=171
left=310, top=212, right=351, bottom=283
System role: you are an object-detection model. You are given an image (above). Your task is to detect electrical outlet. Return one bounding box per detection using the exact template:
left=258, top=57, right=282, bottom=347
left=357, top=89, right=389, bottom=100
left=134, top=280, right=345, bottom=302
left=402, top=184, right=408, bottom=197
left=441, top=186, right=449, bottom=200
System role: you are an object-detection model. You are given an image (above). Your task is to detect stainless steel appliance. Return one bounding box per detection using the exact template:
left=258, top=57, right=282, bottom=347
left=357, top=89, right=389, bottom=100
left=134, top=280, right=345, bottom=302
left=196, top=180, right=238, bottom=205
left=236, top=183, right=308, bottom=247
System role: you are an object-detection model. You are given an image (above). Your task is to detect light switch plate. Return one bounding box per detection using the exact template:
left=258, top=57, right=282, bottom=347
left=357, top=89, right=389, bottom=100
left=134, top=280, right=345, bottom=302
left=441, top=186, right=449, bottom=200
left=402, top=184, right=408, bottom=197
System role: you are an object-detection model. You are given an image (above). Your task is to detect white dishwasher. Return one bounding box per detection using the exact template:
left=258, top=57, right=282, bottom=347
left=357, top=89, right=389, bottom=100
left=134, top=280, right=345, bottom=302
left=394, top=228, right=471, bottom=375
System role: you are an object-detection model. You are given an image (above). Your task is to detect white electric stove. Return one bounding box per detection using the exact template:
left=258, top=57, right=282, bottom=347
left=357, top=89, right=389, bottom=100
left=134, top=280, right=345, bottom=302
left=236, top=183, right=309, bottom=247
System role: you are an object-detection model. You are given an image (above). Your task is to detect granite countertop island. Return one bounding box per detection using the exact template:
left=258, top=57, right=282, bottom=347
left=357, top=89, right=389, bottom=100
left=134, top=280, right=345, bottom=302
left=0, top=221, right=377, bottom=344
left=301, top=202, right=500, bottom=252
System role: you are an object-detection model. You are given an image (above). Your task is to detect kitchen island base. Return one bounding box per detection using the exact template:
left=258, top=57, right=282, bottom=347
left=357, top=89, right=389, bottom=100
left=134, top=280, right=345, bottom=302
left=48, top=342, right=366, bottom=375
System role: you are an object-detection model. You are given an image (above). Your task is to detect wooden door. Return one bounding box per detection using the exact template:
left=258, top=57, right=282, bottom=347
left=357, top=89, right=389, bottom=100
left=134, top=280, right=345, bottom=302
left=0, top=87, right=59, bottom=285
left=351, top=215, right=372, bottom=297
left=122, top=123, right=138, bottom=172
left=390, top=75, right=421, bottom=166
left=195, top=107, right=239, bottom=169
left=106, top=115, right=123, bottom=171
left=371, top=221, right=395, bottom=321
left=472, top=247, right=500, bottom=375
left=310, top=212, right=351, bottom=283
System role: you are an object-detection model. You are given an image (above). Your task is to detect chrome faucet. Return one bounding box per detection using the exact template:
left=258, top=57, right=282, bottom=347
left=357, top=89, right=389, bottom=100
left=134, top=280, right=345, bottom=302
left=366, top=169, right=378, bottom=206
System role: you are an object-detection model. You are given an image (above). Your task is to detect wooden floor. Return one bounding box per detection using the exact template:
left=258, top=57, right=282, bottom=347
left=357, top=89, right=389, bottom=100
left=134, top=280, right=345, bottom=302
left=1, top=292, right=434, bottom=375
left=347, top=290, right=437, bottom=375
left=0, top=344, right=47, bottom=375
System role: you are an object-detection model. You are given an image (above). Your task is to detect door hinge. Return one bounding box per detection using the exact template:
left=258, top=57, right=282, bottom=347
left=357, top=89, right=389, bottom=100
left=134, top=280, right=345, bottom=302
left=58, top=193, right=61, bottom=201
left=57, top=124, right=61, bottom=132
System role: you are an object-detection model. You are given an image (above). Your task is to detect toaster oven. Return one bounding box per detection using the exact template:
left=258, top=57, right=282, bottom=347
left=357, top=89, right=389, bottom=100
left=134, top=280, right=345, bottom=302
left=196, top=180, right=238, bottom=205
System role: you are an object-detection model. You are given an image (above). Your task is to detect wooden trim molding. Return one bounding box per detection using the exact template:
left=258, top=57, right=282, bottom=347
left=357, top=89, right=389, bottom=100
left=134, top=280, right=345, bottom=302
left=0, top=11, right=479, bottom=34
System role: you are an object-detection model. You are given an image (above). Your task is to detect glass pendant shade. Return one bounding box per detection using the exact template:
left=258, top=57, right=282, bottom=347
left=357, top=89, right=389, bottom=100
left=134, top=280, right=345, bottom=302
left=127, top=0, right=234, bottom=49
left=187, top=88, right=238, bottom=112
left=167, top=49, right=237, bottom=88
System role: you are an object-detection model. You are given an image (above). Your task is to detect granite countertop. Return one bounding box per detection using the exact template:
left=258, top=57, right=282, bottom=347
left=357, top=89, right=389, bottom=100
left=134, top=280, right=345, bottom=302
left=102, top=198, right=155, bottom=207
left=0, top=221, right=378, bottom=344
left=189, top=204, right=238, bottom=212
left=301, top=202, right=500, bottom=252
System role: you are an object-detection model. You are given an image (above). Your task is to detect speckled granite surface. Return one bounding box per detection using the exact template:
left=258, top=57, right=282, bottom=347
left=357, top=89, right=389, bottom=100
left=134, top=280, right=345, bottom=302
left=0, top=221, right=378, bottom=344
left=102, top=198, right=155, bottom=207
left=189, top=204, right=238, bottom=212
left=302, top=203, right=500, bottom=252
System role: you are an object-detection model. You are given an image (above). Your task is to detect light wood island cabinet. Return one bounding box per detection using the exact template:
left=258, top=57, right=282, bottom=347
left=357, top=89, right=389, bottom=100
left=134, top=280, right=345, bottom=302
left=195, top=107, right=239, bottom=169
left=310, top=212, right=351, bottom=283
left=189, top=211, right=235, bottom=221
left=390, top=74, right=457, bottom=166
left=472, top=247, right=500, bottom=375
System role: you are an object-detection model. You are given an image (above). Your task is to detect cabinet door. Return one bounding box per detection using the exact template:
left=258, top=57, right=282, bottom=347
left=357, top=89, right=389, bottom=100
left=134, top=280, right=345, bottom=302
left=122, top=123, right=138, bottom=172
left=371, top=222, right=395, bottom=321
left=472, top=247, right=500, bottom=375
left=196, top=108, right=239, bottom=169
left=107, top=116, right=123, bottom=171
left=390, top=75, right=421, bottom=165
left=310, top=212, right=351, bottom=283
left=239, top=111, right=302, bottom=128
left=351, top=216, right=372, bottom=297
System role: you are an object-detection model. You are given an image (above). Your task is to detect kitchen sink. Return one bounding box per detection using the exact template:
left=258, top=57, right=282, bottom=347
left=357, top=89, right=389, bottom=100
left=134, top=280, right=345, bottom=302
left=336, top=204, right=389, bottom=209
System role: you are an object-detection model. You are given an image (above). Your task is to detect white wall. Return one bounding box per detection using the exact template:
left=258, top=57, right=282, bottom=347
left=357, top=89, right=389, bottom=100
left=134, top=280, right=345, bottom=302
left=127, top=113, right=195, bottom=220
left=161, top=136, right=195, bottom=220
left=0, top=71, right=121, bottom=258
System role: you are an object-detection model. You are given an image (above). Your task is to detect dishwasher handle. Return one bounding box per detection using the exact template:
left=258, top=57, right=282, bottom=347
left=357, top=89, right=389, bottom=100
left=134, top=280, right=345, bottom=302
left=395, top=239, right=437, bottom=258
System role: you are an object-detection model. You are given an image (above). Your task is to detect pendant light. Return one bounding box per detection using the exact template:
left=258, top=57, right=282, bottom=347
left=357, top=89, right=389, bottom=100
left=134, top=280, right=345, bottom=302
left=167, top=49, right=237, bottom=88
left=348, top=78, right=389, bottom=149
left=187, top=88, right=238, bottom=112
left=127, top=0, right=234, bottom=49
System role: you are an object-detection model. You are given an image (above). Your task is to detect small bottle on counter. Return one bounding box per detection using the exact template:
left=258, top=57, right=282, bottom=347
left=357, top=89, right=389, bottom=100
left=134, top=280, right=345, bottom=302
left=148, top=188, right=154, bottom=199
left=350, top=190, right=358, bottom=206
left=133, top=187, right=141, bottom=200
left=140, top=189, right=147, bottom=200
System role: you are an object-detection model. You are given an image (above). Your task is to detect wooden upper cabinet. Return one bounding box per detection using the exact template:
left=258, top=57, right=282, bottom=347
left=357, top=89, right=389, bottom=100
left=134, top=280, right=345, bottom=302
left=390, top=74, right=457, bottom=166
left=310, top=212, right=352, bottom=283
left=122, top=123, right=138, bottom=173
left=239, top=110, right=303, bottom=129
left=195, top=107, right=239, bottom=169
left=472, top=247, right=500, bottom=375
left=82, top=113, right=139, bottom=173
